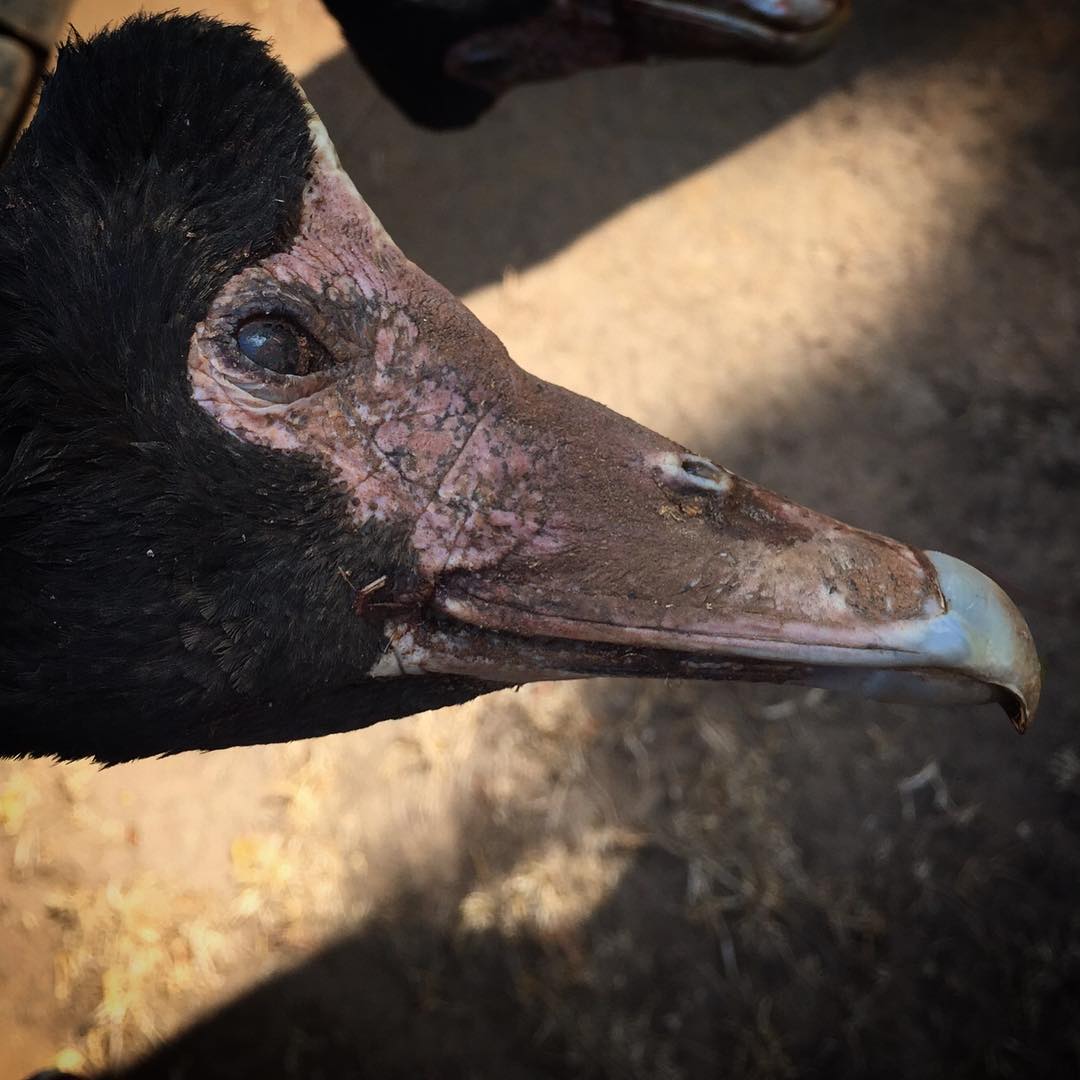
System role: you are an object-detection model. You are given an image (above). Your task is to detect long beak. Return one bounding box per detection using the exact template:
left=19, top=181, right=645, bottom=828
left=369, top=378, right=1040, bottom=733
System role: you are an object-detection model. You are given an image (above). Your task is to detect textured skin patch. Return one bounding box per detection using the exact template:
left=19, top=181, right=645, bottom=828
left=190, top=116, right=568, bottom=585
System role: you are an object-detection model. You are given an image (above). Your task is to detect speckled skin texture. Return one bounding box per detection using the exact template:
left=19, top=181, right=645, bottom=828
left=191, top=116, right=947, bottom=685
left=190, top=121, right=567, bottom=584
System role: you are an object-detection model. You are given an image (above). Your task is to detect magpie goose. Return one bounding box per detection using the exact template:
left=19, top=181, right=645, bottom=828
left=0, top=14, right=1039, bottom=764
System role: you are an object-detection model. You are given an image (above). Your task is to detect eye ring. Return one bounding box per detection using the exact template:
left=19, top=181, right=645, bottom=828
left=235, top=315, right=333, bottom=378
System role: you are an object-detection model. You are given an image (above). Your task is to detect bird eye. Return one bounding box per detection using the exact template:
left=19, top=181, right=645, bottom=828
left=235, top=317, right=331, bottom=377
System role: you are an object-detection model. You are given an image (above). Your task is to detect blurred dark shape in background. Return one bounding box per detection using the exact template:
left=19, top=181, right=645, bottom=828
left=0, top=0, right=71, bottom=157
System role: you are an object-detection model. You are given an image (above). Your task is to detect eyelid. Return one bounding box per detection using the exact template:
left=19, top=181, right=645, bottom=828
left=230, top=371, right=333, bottom=403
left=218, top=352, right=336, bottom=402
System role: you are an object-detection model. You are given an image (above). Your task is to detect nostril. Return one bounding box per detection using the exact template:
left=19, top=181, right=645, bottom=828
left=652, top=451, right=733, bottom=496
left=680, top=456, right=717, bottom=481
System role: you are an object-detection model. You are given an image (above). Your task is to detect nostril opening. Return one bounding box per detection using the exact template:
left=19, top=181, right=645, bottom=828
left=652, top=451, right=733, bottom=496
left=680, top=456, right=719, bottom=481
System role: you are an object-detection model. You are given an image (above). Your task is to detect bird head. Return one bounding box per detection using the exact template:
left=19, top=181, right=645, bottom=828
left=0, top=15, right=1039, bottom=763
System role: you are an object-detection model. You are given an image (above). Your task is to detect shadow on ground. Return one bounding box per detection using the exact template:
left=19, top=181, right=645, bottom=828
left=105, top=681, right=1080, bottom=1080
left=72, top=1, right=1080, bottom=1077
left=304, top=0, right=1018, bottom=295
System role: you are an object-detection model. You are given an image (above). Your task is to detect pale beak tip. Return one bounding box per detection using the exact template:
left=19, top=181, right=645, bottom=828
left=924, top=551, right=1042, bottom=733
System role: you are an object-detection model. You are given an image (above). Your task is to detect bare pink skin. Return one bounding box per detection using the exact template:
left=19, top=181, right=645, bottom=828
left=186, top=113, right=1039, bottom=729
left=190, top=124, right=568, bottom=582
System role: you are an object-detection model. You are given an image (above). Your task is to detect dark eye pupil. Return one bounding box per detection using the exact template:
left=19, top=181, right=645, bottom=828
left=237, top=319, right=302, bottom=375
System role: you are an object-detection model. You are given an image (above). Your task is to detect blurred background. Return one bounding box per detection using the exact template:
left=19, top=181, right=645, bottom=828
left=1, top=1, right=1079, bottom=1076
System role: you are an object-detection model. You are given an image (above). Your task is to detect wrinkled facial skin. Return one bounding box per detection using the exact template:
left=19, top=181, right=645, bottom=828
left=190, top=130, right=566, bottom=589
left=190, top=114, right=1040, bottom=731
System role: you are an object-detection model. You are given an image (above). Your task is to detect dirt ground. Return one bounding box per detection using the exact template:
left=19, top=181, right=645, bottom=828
left=2, top=1, right=1079, bottom=1077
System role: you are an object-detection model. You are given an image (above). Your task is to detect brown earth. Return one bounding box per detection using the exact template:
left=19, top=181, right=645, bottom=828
left=2, top=1, right=1079, bottom=1077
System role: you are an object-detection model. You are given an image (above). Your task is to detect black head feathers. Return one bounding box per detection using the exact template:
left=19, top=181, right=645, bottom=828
left=1, top=14, right=313, bottom=447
